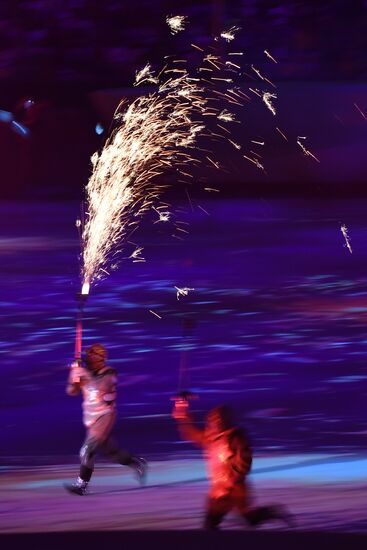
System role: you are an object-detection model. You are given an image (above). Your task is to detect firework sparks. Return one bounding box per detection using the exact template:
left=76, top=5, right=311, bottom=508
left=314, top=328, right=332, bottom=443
left=341, top=224, right=352, bottom=254
left=197, top=204, right=210, bottom=215
left=262, top=92, right=277, bottom=115
left=175, top=286, right=195, bottom=300
left=149, top=309, right=162, bottom=319
left=276, top=126, right=288, bottom=141
left=166, top=15, right=188, bottom=35
left=243, top=154, right=264, bottom=171
left=264, top=49, right=277, bottom=63
left=153, top=206, right=171, bottom=222
left=297, top=136, right=320, bottom=163
left=220, top=26, right=241, bottom=42
left=251, top=65, right=276, bottom=88
left=134, top=64, right=159, bottom=86
left=81, top=73, right=213, bottom=287
left=130, top=246, right=145, bottom=262
left=80, top=35, right=301, bottom=290
left=217, top=109, right=237, bottom=122
left=354, top=102, right=367, bottom=121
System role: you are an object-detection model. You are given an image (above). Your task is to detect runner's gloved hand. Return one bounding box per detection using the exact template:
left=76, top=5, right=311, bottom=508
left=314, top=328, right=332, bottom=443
left=172, top=398, right=189, bottom=420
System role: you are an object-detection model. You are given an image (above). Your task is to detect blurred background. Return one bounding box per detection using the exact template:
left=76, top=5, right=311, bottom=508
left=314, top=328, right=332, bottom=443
left=1, top=1, right=367, bottom=464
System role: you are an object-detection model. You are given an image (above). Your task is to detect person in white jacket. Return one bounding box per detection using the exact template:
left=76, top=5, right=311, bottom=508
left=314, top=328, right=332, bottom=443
left=65, top=343, right=147, bottom=495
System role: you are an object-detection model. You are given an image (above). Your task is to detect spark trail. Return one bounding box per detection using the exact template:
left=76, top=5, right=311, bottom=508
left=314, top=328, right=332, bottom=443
left=341, top=224, right=352, bottom=254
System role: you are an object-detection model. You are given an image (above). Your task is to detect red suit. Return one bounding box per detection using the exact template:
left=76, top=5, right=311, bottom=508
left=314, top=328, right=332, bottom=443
left=173, top=401, right=292, bottom=530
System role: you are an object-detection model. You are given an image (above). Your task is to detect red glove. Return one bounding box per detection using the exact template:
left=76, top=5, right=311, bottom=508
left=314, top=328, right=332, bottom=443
left=172, top=398, right=189, bottom=420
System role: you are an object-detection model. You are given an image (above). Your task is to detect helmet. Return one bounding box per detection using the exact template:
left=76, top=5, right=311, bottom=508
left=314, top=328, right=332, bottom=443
left=85, top=343, right=107, bottom=362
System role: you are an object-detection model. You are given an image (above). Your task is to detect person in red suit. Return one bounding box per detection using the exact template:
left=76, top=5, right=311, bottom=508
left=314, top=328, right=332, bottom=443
left=173, top=398, right=293, bottom=530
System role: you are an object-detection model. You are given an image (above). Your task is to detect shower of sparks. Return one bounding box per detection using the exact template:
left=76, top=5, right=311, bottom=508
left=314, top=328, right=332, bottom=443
left=220, top=26, right=241, bottom=42
left=264, top=49, right=277, bottom=63
left=340, top=224, right=352, bottom=254
left=175, top=286, right=195, bottom=300
left=80, top=34, right=303, bottom=289
left=149, top=309, right=162, bottom=319
left=134, top=64, right=159, bottom=86
left=297, top=136, right=320, bottom=163
left=166, top=15, right=188, bottom=35
left=81, top=72, right=215, bottom=286
left=262, top=92, right=277, bottom=115
left=217, top=109, right=236, bottom=122
left=354, top=103, right=367, bottom=121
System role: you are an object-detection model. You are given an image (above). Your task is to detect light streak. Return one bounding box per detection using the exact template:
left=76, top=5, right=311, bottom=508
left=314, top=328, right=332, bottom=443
left=249, top=88, right=262, bottom=98
left=205, top=158, right=220, bottom=169
left=220, top=26, right=241, bottom=42
left=228, top=139, right=241, bottom=150
left=264, top=49, right=277, bottom=63
left=262, top=92, right=277, bottom=115
left=191, top=43, right=204, bottom=52
left=149, top=309, right=162, bottom=319
left=225, top=61, right=241, bottom=69
left=243, top=154, right=264, bottom=171
left=251, top=140, right=265, bottom=145
left=354, top=103, right=367, bottom=121
left=204, top=187, right=220, bottom=192
left=340, top=224, right=352, bottom=254
left=276, top=126, right=288, bottom=141
left=175, top=286, right=195, bottom=300
left=211, top=77, right=233, bottom=83
left=197, top=204, right=210, bottom=215
left=297, top=136, right=320, bottom=163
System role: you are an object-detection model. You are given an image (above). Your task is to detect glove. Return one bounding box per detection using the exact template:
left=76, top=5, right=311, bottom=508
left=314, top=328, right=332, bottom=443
left=172, top=398, right=189, bottom=420
left=69, top=360, right=86, bottom=384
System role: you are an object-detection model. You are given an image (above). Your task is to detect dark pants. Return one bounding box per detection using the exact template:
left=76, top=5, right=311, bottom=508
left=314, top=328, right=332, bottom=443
left=79, top=412, right=133, bottom=482
left=204, top=485, right=281, bottom=530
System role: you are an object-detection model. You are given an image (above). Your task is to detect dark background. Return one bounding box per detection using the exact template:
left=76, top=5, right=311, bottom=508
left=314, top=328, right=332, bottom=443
left=0, top=0, right=366, bottom=199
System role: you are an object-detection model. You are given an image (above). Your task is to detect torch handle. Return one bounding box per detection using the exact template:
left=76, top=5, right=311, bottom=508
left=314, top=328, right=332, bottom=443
left=74, top=312, right=82, bottom=360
